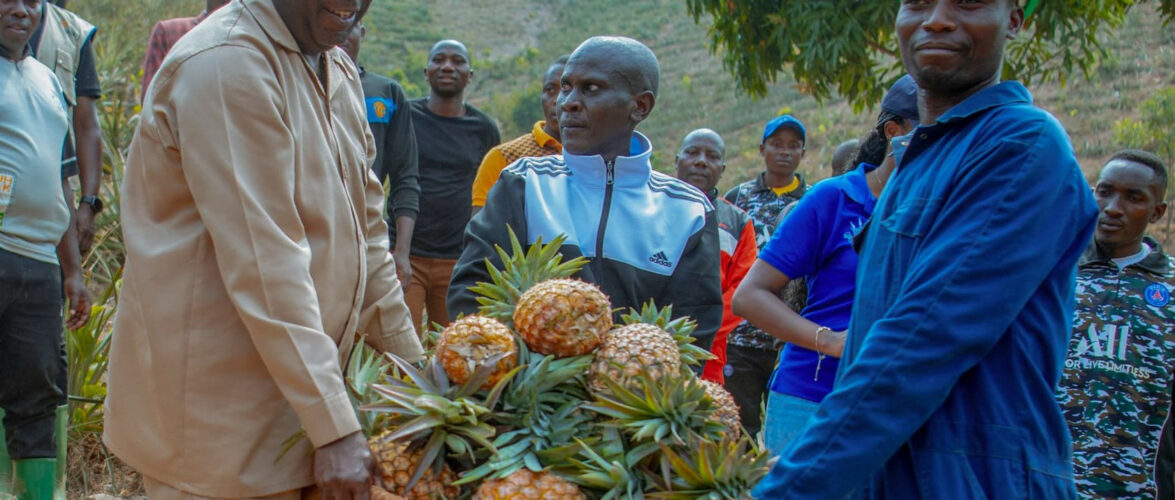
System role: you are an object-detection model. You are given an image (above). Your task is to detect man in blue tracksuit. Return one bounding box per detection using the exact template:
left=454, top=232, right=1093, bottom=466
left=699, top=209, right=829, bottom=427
left=755, top=1, right=1098, bottom=498
left=447, top=36, right=721, bottom=350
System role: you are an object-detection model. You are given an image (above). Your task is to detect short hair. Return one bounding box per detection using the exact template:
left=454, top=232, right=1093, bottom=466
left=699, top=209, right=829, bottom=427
left=571, top=36, right=660, bottom=97
left=1108, top=149, right=1170, bottom=199
left=551, top=54, right=570, bottom=67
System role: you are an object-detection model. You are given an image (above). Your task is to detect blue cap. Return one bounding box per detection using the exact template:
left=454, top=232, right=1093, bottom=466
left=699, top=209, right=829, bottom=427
left=762, top=114, right=806, bottom=144
left=879, top=75, right=920, bottom=125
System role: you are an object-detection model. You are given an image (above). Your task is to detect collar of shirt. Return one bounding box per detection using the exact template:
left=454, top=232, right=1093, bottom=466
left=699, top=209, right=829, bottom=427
left=842, top=162, right=878, bottom=210
left=1081, top=236, right=1171, bottom=275
left=244, top=0, right=304, bottom=58
left=750, top=170, right=806, bottom=197
left=531, top=120, right=562, bottom=151
left=896, top=82, right=1033, bottom=168
left=562, top=131, right=652, bottom=189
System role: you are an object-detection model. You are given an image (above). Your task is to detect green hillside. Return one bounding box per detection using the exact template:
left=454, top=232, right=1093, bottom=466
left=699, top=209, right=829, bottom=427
left=356, top=0, right=1175, bottom=192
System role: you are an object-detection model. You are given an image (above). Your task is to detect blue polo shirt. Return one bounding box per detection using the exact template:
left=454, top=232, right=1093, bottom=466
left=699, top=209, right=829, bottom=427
left=760, top=162, right=877, bottom=402
left=756, top=81, right=1097, bottom=499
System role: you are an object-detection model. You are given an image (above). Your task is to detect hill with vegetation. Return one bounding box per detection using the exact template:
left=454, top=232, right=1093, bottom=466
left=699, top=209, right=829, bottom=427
left=353, top=0, right=1174, bottom=192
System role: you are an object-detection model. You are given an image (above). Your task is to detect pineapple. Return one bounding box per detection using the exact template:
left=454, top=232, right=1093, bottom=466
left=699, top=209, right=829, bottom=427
left=513, top=278, right=612, bottom=357
left=647, top=434, right=771, bottom=499
left=370, top=432, right=460, bottom=500
left=586, top=370, right=726, bottom=448
left=698, top=379, right=741, bottom=437
left=468, top=227, right=588, bottom=325
left=473, top=469, right=587, bottom=499
left=364, top=352, right=516, bottom=498
left=587, top=323, right=680, bottom=393
left=621, top=301, right=715, bottom=369
left=436, top=315, right=518, bottom=389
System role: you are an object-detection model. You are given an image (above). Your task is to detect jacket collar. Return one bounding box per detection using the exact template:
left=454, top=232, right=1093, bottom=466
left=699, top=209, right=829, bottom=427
left=532, top=121, right=562, bottom=150
left=563, top=132, right=653, bottom=190
left=1080, top=236, right=1171, bottom=275
left=935, top=81, right=1033, bottom=126
left=895, top=82, right=1031, bottom=169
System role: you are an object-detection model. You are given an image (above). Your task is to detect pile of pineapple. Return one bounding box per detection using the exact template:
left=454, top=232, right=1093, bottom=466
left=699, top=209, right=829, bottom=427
left=352, top=230, right=769, bottom=500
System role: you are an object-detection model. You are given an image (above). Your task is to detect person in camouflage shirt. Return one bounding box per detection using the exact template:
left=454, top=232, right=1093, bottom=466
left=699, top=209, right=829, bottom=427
left=721, top=114, right=809, bottom=437
left=1057, top=149, right=1174, bottom=498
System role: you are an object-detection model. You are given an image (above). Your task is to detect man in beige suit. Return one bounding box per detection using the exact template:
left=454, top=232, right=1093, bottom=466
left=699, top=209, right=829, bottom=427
left=104, top=1, right=422, bottom=499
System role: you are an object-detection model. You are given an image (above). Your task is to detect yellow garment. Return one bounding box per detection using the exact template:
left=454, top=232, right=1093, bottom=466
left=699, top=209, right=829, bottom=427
left=770, top=176, right=801, bottom=196
left=105, top=0, right=423, bottom=497
left=471, top=121, right=562, bottom=207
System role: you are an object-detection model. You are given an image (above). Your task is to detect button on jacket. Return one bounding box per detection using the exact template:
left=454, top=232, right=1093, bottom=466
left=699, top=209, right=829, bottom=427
left=104, top=0, right=423, bottom=496
left=757, top=82, right=1097, bottom=499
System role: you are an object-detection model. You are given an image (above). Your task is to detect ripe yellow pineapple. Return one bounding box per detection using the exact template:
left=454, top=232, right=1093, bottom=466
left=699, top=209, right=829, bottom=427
left=699, top=379, right=741, bottom=436
left=588, top=323, right=680, bottom=393
left=473, top=469, right=586, bottom=499
left=370, top=432, right=460, bottom=500
left=513, top=279, right=612, bottom=358
left=436, top=315, right=518, bottom=389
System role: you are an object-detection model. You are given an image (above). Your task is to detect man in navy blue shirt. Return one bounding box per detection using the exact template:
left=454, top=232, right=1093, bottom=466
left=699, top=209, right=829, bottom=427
left=755, top=1, right=1098, bottom=498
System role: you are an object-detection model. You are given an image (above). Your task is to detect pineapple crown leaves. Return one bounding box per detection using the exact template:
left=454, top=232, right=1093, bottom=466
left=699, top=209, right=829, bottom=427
left=566, top=432, right=650, bottom=500
left=584, top=371, right=726, bottom=448
left=454, top=344, right=596, bottom=485
left=363, top=352, right=520, bottom=492
left=345, top=338, right=392, bottom=436
left=645, top=434, right=771, bottom=500
left=455, top=401, right=593, bottom=486
left=621, top=300, right=715, bottom=367
left=499, top=343, right=593, bottom=413
left=468, top=226, right=588, bottom=324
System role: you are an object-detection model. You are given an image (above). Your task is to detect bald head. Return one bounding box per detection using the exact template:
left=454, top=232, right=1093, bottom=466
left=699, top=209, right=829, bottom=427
left=831, top=139, right=860, bottom=176
left=569, top=36, right=660, bottom=97
left=678, top=128, right=725, bottom=156
left=429, top=39, right=469, bottom=60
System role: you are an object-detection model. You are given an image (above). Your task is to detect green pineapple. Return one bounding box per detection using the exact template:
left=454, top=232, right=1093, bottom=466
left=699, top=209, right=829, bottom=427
left=363, top=352, right=517, bottom=499
left=647, top=434, right=771, bottom=499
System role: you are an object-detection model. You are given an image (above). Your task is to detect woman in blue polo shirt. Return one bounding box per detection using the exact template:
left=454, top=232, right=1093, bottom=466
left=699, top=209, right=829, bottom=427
left=732, top=76, right=919, bottom=455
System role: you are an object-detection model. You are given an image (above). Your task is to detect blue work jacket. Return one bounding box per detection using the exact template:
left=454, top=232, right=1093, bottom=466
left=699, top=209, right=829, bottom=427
left=755, top=82, right=1098, bottom=499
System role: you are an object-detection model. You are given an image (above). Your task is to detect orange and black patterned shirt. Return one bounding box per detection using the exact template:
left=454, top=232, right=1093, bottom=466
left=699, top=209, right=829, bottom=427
left=471, top=121, right=561, bottom=207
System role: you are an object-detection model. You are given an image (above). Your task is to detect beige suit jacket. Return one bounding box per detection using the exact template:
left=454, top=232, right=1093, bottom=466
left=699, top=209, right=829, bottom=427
left=103, top=0, right=423, bottom=496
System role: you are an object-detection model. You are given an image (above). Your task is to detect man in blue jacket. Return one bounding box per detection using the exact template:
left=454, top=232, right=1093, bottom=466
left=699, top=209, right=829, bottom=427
left=447, top=36, right=721, bottom=351
left=755, top=1, right=1098, bottom=498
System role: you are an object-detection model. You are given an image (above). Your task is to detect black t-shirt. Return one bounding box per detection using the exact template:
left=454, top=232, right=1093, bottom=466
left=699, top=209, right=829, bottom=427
left=360, top=69, right=419, bottom=223
left=406, top=99, right=499, bottom=259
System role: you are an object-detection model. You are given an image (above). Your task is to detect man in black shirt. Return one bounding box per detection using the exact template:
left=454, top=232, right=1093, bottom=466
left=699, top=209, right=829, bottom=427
left=341, top=24, right=419, bottom=286
left=407, top=39, right=499, bottom=334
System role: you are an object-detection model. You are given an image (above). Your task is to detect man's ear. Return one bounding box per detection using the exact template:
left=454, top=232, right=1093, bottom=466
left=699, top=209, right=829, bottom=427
left=1006, top=4, right=1024, bottom=39
left=1151, top=201, right=1168, bottom=224
left=630, top=91, right=655, bottom=124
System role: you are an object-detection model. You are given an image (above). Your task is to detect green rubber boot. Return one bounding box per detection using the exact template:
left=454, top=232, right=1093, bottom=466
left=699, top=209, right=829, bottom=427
left=0, top=408, right=11, bottom=494
left=13, top=459, right=55, bottom=500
